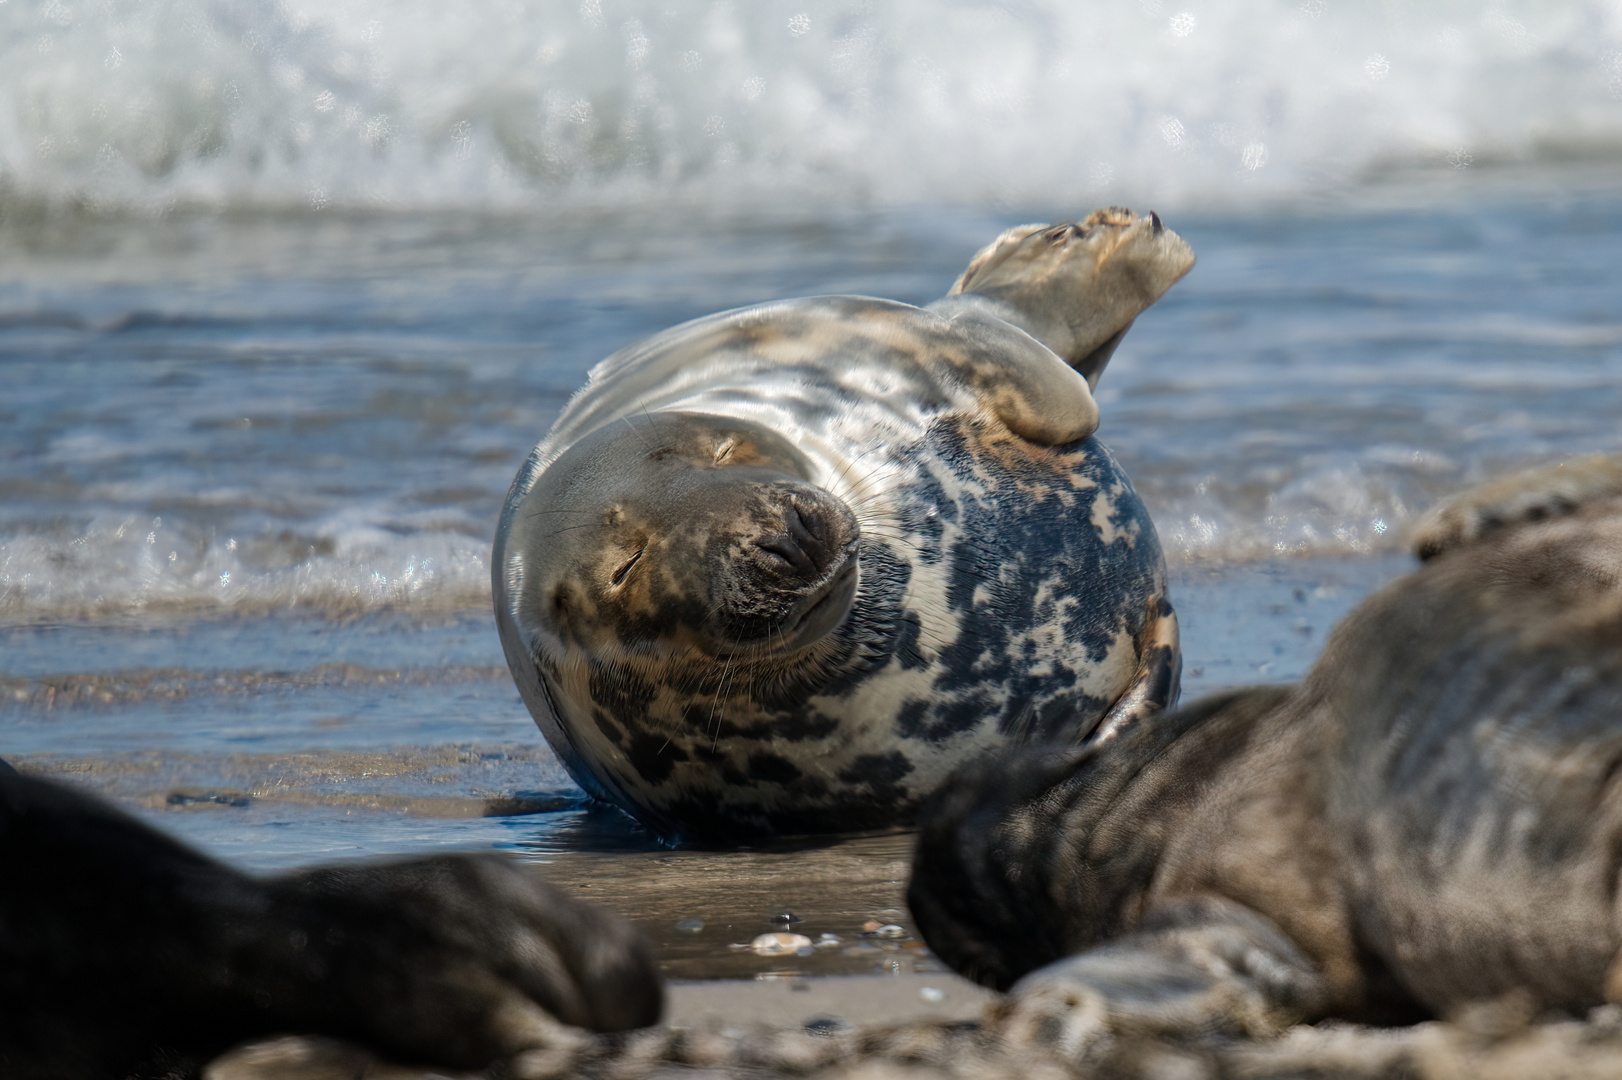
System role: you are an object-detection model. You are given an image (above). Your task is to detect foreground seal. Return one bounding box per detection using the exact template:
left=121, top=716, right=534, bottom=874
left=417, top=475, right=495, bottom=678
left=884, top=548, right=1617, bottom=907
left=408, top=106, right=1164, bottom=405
left=909, top=454, right=1622, bottom=1045
left=495, top=208, right=1194, bottom=838
left=0, top=760, right=660, bottom=1078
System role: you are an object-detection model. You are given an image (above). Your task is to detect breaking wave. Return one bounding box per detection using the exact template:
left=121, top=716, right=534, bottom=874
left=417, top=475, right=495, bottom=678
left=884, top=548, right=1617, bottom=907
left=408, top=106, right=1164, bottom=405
left=3, top=0, right=1621, bottom=214
left=0, top=515, right=491, bottom=618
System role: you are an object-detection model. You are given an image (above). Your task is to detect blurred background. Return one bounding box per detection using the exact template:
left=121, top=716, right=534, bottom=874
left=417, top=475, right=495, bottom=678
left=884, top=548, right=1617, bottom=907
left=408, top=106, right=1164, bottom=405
left=2, top=0, right=1620, bottom=976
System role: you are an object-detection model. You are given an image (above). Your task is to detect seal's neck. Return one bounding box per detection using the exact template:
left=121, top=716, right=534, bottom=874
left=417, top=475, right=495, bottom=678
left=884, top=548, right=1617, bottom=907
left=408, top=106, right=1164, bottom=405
left=927, top=293, right=1132, bottom=391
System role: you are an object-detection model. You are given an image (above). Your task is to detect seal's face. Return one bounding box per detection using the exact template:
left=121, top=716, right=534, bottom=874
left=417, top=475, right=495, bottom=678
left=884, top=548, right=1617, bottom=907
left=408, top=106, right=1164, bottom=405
left=514, top=412, right=860, bottom=665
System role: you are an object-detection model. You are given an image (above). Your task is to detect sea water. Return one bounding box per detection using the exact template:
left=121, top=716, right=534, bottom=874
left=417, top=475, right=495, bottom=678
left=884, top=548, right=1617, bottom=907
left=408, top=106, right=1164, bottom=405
left=3, top=0, right=1621, bottom=977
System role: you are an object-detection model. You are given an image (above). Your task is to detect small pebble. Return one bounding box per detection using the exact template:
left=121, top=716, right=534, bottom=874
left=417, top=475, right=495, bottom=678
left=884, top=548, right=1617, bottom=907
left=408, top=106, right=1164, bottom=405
left=674, top=918, right=705, bottom=933
left=773, top=911, right=803, bottom=925
left=751, top=932, right=814, bottom=956
left=814, top=933, right=842, bottom=948
left=861, top=920, right=883, bottom=933
left=919, top=986, right=947, bottom=1003
left=876, top=923, right=907, bottom=938
left=804, top=1017, right=852, bottom=1038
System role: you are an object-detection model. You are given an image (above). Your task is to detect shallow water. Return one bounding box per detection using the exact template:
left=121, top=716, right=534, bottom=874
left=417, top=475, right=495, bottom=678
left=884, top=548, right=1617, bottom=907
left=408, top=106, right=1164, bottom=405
left=3, top=173, right=1620, bottom=980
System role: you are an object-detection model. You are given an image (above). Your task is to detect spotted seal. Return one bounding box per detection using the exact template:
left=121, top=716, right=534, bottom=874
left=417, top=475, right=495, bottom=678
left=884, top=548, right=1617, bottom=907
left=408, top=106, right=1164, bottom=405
left=909, top=455, right=1622, bottom=1046
left=494, top=208, right=1195, bottom=839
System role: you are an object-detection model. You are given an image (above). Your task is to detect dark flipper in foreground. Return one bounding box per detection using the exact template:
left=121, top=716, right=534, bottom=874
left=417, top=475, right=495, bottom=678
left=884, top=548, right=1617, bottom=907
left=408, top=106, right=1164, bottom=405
left=0, top=766, right=662, bottom=1079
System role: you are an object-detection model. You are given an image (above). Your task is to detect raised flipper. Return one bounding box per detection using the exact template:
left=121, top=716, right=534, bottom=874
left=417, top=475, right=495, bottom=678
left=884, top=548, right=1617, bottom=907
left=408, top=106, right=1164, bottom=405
left=1412, top=454, right=1622, bottom=560
left=990, top=895, right=1328, bottom=1059
left=944, top=208, right=1195, bottom=387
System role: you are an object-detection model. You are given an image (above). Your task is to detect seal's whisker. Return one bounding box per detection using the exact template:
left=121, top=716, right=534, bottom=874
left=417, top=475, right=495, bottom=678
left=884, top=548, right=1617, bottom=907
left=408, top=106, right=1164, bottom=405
left=542, top=523, right=608, bottom=538
left=706, top=651, right=730, bottom=721
left=852, top=521, right=925, bottom=556
left=710, top=653, right=741, bottom=753
left=620, top=408, right=654, bottom=450
left=831, top=442, right=887, bottom=488
left=841, top=462, right=908, bottom=505
left=858, top=529, right=922, bottom=551
left=525, top=508, right=596, bottom=520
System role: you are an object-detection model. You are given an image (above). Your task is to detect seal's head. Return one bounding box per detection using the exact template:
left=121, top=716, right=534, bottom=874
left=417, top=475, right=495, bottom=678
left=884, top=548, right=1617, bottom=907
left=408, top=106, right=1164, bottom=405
left=949, top=206, right=1196, bottom=386
left=508, top=412, right=860, bottom=669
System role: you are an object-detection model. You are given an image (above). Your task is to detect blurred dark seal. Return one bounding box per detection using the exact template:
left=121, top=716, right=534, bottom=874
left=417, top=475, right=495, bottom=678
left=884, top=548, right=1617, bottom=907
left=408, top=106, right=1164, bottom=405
left=493, top=208, right=1195, bottom=839
left=909, top=455, right=1622, bottom=1047
left=0, top=761, right=661, bottom=1079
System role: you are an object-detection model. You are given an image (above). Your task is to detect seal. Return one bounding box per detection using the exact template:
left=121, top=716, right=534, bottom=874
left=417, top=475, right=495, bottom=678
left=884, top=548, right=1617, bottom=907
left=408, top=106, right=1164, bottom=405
left=908, top=454, right=1622, bottom=1047
left=494, top=208, right=1195, bottom=839
left=0, top=759, right=661, bottom=1078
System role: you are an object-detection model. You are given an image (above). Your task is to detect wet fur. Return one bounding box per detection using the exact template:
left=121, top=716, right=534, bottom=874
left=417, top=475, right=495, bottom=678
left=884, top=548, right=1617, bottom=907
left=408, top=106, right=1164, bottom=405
left=910, top=457, right=1622, bottom=1041
left=0, top=764, right=661, bottom=1079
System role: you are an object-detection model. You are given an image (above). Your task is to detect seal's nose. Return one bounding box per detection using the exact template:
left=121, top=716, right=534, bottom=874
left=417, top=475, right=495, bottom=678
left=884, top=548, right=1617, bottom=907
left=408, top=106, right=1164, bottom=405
left=756, top=500, right=841, bottom=582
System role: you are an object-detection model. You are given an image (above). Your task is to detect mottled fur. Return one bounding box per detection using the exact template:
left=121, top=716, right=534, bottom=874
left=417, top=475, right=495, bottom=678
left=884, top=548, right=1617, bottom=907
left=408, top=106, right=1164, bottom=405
left=494, top=210, right=1194, bottom=839
left=910, top=456, right=1622, bottom=1050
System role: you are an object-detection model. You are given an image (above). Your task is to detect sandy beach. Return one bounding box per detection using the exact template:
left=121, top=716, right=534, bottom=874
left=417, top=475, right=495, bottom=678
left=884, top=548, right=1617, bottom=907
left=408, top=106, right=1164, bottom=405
left=4, top=6, right=1622, bottom=1066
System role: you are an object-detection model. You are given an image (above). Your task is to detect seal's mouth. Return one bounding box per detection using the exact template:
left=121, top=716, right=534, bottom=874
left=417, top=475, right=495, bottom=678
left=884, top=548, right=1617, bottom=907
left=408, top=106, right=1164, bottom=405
left=779, top=553, right=859, bottom=646
left=716, top=545, right=859, bottom=657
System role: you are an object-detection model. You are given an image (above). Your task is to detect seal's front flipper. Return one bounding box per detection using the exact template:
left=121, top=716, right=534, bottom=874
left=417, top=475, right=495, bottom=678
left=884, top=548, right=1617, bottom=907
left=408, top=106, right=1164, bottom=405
left=990, top=895, right=1328, bottom=1059
left=1412, top=454, right=1622, bottom=560
left=1089, top=595, right=1180, bottom=745
left=921, top=297, right=1099, bottom=445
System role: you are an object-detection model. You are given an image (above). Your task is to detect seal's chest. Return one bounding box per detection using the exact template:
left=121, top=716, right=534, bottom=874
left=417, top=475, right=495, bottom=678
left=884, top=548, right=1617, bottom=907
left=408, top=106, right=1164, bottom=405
left=864, top=422, right=1162, bottom=731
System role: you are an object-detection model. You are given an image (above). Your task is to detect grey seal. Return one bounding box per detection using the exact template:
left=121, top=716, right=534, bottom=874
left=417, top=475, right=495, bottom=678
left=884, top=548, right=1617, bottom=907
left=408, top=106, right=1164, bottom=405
left=494, top=208, right=1195, bottom=839
left=909, top=454, right=1622, bottom=1045
left=0, top=762, right=661, bottom=1078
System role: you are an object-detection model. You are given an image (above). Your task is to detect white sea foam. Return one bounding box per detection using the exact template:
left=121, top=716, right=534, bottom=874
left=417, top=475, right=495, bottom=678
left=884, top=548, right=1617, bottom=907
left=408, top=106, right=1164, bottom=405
left=0, top=514, right=491, bottom=618
left=2, top=0, right=1619, bottom=214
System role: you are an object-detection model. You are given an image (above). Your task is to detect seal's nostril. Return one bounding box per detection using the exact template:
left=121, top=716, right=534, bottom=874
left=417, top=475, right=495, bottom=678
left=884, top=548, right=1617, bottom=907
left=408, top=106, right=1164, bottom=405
left=757, top=535, right=815, bottom=576
left=758, top=501, right=846, bottom=579
left=784, top=503, right=828, bottom=558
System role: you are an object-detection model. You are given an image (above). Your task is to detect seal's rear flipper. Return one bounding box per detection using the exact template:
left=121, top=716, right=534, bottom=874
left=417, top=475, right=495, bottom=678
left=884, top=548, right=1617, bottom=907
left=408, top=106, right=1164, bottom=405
left=1089, top=595, right=1181, bottom=745
left=991, top=895, right=1328, bottom=1059
left=1071, top=321, right=1132, bottom=390
left=944, top=208, right=1194, bottom=383
left=1412, top=454, right=1622, bottom=561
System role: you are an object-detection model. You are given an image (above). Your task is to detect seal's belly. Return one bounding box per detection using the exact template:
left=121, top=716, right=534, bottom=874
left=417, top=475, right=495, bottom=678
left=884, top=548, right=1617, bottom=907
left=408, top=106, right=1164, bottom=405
left=542, top=417, right=1168, bottom=837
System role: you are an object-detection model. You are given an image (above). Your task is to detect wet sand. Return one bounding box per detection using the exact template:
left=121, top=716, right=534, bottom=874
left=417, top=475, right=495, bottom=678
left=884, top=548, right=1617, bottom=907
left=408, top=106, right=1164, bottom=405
left=530, top=831, right=940, bottom=982
left=206, top=982, right=1622, bottom=1080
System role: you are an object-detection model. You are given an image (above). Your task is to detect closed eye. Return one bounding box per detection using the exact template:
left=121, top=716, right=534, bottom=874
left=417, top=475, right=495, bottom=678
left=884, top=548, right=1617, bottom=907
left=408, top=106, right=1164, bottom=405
left=713, top=439, right=736, bottom=465
left=610, top=548, right=643, bottom=587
